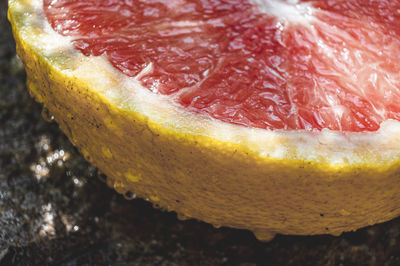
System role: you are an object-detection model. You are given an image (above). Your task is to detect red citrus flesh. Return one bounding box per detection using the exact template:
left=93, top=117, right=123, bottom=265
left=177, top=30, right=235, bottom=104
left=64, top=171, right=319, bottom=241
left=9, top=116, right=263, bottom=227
left=43, top=0, right=400, bottom=132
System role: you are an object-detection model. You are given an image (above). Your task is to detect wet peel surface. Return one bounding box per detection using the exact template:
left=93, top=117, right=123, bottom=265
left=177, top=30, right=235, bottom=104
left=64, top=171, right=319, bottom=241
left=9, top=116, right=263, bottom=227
left=2, top=2, right=400, bottom=264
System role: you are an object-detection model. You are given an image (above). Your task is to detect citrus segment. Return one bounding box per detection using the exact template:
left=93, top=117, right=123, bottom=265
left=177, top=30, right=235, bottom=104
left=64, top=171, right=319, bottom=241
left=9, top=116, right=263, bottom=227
left=8, top=0, right=400, bottom=239
left=44, top=0, right=400, bottom=132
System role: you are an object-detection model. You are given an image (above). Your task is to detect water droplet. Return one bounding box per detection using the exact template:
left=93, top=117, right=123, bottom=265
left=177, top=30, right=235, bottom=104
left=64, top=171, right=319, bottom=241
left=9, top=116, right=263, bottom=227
left=124, top=191, right=136, bottom=200
left=106, top=177, right=114, bottom=188
left=252, top=230, right=276, bottom=242
left=41, top=107, right=54, bottom=122
left=113, top=180, right=127, bottom=194
left=81, top=149, right=92, bottom=162
left=213, top=223, right=222, bottom=229
left=177, top=213, right=190, bottom=221
left=97, top=170, right=107, bottom=183
left=152, top=203, right=167, bottom=212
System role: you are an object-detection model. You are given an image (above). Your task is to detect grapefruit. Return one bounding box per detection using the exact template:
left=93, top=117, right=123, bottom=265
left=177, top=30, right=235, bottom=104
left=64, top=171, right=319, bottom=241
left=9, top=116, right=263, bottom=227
left=8, top=0, right=400, bottom=240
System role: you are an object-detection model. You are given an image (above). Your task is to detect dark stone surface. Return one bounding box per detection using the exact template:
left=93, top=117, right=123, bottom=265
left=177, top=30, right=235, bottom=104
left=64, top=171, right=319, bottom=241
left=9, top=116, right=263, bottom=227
left=2, top=1, right=400, bottom=265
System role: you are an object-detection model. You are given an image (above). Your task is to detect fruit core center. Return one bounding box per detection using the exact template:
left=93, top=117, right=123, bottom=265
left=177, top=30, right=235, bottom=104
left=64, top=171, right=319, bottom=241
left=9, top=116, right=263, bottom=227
left=44, top=0, right=400, bottom=132
left=253, top=0, right=313, bottom=23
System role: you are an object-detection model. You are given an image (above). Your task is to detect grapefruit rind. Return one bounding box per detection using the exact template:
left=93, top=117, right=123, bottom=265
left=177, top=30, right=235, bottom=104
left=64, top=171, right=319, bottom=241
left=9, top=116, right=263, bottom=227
left=8, top=0, right=400, bottom=238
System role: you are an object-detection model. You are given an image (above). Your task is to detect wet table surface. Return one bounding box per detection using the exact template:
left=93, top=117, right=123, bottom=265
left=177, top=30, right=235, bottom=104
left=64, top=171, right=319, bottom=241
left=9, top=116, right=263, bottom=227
left=1, top=1, right=400, bottom=265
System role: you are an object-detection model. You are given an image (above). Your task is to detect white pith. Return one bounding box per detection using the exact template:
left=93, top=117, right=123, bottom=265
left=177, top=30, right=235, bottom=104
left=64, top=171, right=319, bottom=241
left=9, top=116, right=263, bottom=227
left=11, top=0, right=400, bottom=166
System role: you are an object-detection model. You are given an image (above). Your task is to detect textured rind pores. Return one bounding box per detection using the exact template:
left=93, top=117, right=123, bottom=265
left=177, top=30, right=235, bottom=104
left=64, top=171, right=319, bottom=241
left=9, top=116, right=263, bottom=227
left=9, top=3, right=400, bottom=241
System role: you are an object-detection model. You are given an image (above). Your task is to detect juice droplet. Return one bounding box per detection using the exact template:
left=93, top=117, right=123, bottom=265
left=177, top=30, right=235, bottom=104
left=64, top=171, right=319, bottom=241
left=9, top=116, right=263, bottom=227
left=124, top=191, right=136, bottom=200
left=41, top=107, right=54, bottom=122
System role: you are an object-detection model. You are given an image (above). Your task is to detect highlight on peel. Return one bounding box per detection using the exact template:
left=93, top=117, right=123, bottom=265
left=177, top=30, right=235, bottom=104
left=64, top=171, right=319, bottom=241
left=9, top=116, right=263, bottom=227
left=8, top=0, right=400, bottom=241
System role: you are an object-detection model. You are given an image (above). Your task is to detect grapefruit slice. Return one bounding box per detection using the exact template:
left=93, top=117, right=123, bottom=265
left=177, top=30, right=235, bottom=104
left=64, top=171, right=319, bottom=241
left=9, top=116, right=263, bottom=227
left=8, top=0, right=400, bottom=240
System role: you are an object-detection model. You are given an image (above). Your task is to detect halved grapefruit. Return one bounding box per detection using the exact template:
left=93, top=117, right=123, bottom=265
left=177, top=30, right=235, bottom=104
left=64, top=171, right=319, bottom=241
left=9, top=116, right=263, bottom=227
left=8, top=0, right=400, bottom=240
